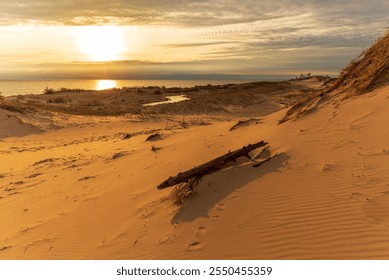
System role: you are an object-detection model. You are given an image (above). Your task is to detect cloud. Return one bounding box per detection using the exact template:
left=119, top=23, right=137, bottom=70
left=157, top=41, right=238, bottom=48
left=2, top=1, right=388, bottom=55
left=0, top=0, right=279, bottom=26
left=1, top=1, right=388, bottom=78
left=0, top=0, right=387, bottom=29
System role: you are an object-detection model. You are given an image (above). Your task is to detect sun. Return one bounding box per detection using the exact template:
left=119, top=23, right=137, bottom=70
left=76, top=26, right=125, bottom=61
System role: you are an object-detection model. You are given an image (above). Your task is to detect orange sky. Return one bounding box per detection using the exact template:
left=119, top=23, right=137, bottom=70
left=0, top=1, right=388, bottom=79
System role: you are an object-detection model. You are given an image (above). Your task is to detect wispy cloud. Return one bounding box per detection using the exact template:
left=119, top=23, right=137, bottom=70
left=157, top=41, right=238, bottom=48
left=1, top=0, right=388, bottom=29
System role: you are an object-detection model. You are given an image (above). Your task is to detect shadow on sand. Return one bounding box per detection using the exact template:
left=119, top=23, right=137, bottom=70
left=171, top=152, right=290, bottom=224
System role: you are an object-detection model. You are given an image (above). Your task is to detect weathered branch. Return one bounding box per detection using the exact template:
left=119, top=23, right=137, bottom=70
left=252, top=153, right=280, bottom=168
left=157, top=140, right=267, bottom=189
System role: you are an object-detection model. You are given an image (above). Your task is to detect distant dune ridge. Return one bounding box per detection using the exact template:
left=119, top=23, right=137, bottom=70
left=281, top=31, right=389, bottom=123
left=2, top=32, right=389, bottom=259
left=329, top=31, right=389, bottom=95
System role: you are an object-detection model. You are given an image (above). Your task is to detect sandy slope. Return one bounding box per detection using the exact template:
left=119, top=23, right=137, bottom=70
left=1, top=85, right=389, bottom=259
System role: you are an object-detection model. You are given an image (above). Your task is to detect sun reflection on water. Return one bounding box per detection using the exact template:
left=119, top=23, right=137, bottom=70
left=96, top=80, right=117, bottom=90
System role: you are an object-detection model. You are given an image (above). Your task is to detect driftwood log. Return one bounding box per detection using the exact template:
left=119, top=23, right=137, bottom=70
left=157, top=140, right=267, bottom=189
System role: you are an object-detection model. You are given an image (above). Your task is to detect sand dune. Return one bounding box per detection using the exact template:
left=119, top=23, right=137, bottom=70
left=1, top=83, right=389, bottom=259
left=1, top=33, right=389, bottom=260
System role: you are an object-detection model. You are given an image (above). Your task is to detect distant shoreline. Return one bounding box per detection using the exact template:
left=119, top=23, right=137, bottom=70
left=0, top=79, right=260, bottom=97
left=0, top=75, right=335, bottom=97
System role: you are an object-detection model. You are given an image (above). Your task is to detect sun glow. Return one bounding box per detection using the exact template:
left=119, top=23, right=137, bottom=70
left=96, top=80, right=117, bottom=90
left=76, top=26, right=125, bottom=61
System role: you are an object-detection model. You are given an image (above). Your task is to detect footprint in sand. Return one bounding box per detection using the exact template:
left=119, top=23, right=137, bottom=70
left=363, top=193, right=389, bottom=224
left=322, top=163, right=336, bottom=173
left=158, top=234, right=177, bottom=245
left=187, top=241, right=202, bottom=251
left=195, top=226, right=207, bottom=237
left=25, top=173, right=42, bottom=179
left=211, top=214, right=221, bottom=221
left=24, top=238, right=56, bottom=254
left=0, top=246, right=12, bottom=252
left=112, top=151, right=129, bottom=160
left=78, top=175, right=96, bottom=181
left=13, top=181, right=24, bottom=185
left=216, top=203, right=226, bottom=211
left=350, top=192, right=365, bottom=200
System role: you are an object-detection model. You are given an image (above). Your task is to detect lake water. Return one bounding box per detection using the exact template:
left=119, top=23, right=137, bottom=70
left=143, top=95, right=190, bottom=107
left=0, top=79, right=255, bottom=97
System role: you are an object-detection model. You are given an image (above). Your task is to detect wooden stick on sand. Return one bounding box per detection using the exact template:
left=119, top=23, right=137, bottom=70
left=157, top=140, right=268, bottom=190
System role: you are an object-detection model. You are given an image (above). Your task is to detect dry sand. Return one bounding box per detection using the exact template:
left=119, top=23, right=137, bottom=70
left=0, top=66, right=388, bottom=259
